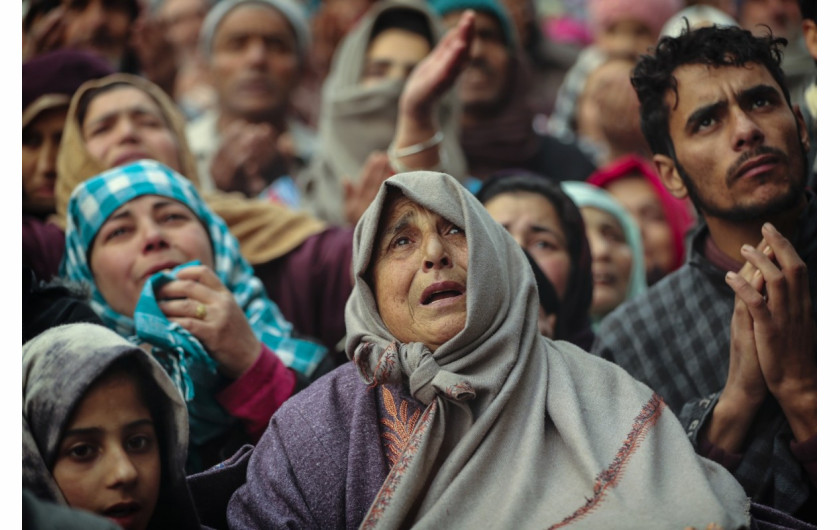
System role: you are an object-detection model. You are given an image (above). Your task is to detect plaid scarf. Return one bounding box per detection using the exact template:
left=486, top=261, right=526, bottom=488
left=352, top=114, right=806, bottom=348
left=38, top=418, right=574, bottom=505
left=61, top=160, right=327, bottom=442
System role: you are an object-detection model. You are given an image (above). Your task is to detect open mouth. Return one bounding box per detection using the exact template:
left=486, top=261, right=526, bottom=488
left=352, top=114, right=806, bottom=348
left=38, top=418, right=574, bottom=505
left=421, top=282, right=465, bottom=305
left=102, top=502, right=141, bottom=519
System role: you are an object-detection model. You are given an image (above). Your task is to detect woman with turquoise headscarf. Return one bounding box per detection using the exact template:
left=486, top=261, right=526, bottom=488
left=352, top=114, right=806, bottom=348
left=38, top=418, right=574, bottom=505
left=561, top=181, right=646, bottom=329
left=61, top=159, right=329, bottom=471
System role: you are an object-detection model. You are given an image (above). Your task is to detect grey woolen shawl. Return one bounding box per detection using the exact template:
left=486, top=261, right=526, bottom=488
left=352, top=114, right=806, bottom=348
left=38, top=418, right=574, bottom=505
left=345, top=171, right=750, bottom=528
left=22, top=323, right=201, bottom=529
left=297, top=0, right=467, bottom=225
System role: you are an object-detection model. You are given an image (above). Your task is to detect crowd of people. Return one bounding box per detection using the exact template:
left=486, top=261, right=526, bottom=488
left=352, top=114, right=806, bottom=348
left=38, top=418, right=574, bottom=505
left=22, top=0, right=817, bottom=527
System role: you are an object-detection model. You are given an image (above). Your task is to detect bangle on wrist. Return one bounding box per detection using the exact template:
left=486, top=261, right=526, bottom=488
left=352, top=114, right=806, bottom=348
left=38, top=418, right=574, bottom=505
left=389, top=131, right=444, bottom=158
left=387, top=132, right=445, bottom=173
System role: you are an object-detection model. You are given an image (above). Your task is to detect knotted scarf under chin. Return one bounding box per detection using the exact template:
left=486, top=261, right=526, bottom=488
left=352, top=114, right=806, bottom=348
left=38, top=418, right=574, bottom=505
left=353, top=340, right=475, bottom=405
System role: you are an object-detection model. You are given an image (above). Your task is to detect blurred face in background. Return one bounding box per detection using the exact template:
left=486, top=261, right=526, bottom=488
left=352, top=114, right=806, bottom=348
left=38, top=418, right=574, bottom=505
left=81, top=85, right=182, bottom=173
left=443, top=10, right=512, bottom=118
left=209, top=4, right=301, bottom=121
left=595, top=18, right=656, bottom=57
left=581, top=206, right=633, bottom=319
left=61, top=0, right=135, bottom=69
left=361, top=28, right=430, bottom=87
left=157, top=0, right=209, bottom=60
left=738, top=0, right=801, bottom=41
left=602, top=175, right=674, bottom=280
left=23, top=106, right=67, bottom=216
left=484, top=191, right=572, bottom=300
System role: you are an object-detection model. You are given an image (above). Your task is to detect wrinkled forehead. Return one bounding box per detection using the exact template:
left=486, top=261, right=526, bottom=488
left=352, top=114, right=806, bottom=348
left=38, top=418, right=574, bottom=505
left=667, top=61, right=780, bottom=110
left=369, top=189, right=465, bottom=262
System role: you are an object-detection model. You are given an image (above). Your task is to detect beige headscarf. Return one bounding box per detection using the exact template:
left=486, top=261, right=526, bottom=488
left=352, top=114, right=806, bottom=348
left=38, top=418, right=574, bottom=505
left=54, top=73, right=326, bottom=265
left=297, top=0, right=467, bottom=225
left=346, top=171, right=750, bottom=528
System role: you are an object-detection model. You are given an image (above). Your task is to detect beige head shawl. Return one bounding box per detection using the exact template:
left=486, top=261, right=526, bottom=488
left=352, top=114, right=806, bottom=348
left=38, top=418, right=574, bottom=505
left=346, top=171, right=750, bottom=528
left=55, top=73, right=325, bottom=265
left=297, top=0, right=467, bottom=225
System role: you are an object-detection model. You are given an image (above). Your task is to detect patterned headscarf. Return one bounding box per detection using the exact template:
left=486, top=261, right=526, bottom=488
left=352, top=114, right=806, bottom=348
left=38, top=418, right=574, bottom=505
left=346, top=171, right=749, bottom=528
left=61, top=160, right=327, bottom=443
left=23, top=323, right=201, bottom=529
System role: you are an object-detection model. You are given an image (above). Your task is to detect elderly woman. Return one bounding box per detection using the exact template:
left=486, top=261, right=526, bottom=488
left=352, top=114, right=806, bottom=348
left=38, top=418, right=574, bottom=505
left=61, top=160, right=327, bottom=471
left=23, top=323, right=201, bottom=529
left=476, top=171, right=594, bottom=348
left=224, top=171, right=750, bottom=528
left=562, top=180, right=647, bottom=328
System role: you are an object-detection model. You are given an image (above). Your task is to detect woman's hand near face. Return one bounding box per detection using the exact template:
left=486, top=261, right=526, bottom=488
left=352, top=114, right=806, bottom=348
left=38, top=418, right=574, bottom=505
left=156, top=265, right=262, bottom=379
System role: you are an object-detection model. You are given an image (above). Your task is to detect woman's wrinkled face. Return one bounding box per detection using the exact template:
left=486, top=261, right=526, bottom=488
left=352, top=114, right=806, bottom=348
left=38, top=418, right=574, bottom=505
left=581, top=206, right=633, bottom=319
left=603, top=174, right=675, bottom=278
left=52, top=370, right=161, bottom=530
left=82, top=86, right=182, bottom=172
left=483, top=191, right=572, bottom=300
left=361, top=28, right=431, bottom=87
left=90, top=195, right=214, bottom=317
left=371, top=194, right=468, bottom=352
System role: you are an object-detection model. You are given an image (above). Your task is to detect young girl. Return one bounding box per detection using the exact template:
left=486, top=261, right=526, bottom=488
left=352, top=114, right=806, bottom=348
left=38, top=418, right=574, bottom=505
left=23, top=323, right=201, bottom=529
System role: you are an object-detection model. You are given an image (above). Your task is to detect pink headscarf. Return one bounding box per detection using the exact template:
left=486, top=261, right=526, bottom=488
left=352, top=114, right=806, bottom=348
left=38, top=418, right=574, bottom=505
left=588, top=155, right=695, bottom=273
left=587, top=0, right=683, bottom=36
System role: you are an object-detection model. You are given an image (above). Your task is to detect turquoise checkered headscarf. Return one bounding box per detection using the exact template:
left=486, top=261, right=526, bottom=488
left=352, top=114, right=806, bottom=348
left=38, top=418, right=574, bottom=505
left=61, top=160, right=327, bottom=445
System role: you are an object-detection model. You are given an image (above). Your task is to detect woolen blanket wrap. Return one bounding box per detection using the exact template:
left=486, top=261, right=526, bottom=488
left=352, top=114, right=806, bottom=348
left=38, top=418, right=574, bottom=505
left=345, top=171, right=750, bottom=528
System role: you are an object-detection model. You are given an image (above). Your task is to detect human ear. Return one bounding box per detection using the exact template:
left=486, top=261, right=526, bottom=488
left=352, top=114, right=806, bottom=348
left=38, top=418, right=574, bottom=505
left=652, top=153, right=687, bottom=199
left=792, top=104, right=811, bottom=155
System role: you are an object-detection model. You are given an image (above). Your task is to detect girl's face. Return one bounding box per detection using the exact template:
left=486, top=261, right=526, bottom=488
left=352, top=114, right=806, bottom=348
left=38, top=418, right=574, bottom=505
left=90, top=194, right=214, bottom=317
left=581, top=206, right=633, bottom=319
left=52, top=370, right=161, bottom=530
left=484, top=191, right=572, bottom=300
left=603, top=174, right=675, bottom=278
left=82, top=86, right=182, bottom=173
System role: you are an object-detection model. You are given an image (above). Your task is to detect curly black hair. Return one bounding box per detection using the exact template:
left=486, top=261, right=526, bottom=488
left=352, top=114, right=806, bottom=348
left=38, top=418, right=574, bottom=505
left=631, top=24, right=790, bottom=158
